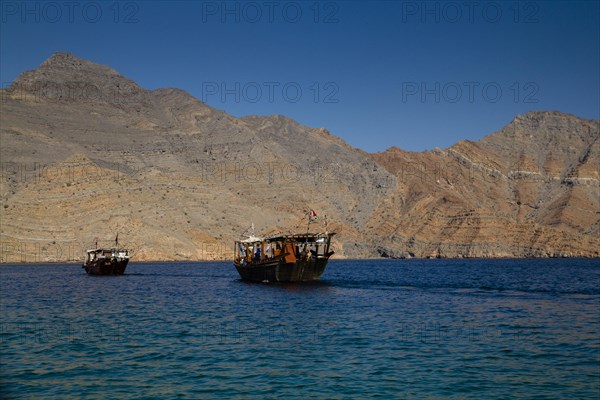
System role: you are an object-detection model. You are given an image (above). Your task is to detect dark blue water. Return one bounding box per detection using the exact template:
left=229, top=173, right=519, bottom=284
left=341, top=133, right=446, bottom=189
left=1, top=259, right=599, bottom=399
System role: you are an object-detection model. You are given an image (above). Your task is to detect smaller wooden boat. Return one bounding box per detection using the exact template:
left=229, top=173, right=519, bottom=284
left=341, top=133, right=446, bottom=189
left=82, top=235, right=129, bottom=275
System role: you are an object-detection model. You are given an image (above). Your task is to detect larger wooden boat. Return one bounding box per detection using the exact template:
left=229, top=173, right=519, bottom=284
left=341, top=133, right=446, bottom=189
left=234, top=232, right=335, bottom=282
left=82, top=236, right=130, bottom=275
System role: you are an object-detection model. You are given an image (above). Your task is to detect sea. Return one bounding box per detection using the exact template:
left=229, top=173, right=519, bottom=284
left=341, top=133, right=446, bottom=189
left=1, top=259, right=599, bottom=399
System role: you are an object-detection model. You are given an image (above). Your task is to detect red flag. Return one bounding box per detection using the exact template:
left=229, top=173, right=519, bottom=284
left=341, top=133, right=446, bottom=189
left=310, top=209, right=317, bottom=217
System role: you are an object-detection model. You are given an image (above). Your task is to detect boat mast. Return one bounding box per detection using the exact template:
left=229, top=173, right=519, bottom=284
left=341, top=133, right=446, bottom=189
left=306, top=209, right=317, bottom=233
left=306, top=213, right=311, bottom=233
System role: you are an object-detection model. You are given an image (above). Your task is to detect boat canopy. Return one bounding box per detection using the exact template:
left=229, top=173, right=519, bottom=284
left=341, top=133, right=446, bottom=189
left=238, top=235, right=263, bottom=243
left=269, top=232, right=334, bottom=241
left=237, top=232, right=335, bottom=244
left=85, top=248, right=129, bottom=255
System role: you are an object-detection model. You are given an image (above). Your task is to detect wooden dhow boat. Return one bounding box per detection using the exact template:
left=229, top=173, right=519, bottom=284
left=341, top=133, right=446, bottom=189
left=234, top=232, right=335, bottom=282
left=234, top=215, right=335, bottom=282
left=82, top=235, right=130, bottom=275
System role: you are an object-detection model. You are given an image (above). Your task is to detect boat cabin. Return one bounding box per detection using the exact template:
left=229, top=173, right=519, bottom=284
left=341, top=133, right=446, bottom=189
left=85, top=248, right=129, bottom=262
left=234, top=232, right=335, bottom=265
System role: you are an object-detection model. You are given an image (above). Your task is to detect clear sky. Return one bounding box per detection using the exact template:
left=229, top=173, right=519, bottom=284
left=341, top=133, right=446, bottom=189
left=1, top=1, right=598, bottom=152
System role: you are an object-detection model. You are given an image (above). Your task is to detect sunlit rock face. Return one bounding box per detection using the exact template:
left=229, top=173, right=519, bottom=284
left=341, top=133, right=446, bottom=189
left=1, top=53, right=598, bottom=262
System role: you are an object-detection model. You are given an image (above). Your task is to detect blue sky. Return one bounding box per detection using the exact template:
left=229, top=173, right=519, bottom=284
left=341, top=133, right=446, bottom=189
left=1, top=1, right=598, bottom=152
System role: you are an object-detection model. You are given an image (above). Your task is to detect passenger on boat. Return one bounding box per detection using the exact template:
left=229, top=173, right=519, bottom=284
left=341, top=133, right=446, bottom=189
left=245, top=245, right=252, bottom=262
left=274, top=243, right=282, bottom=257
left=301, top=244, right=309, bottom=260
left=254, top=246, right=261, bottom=262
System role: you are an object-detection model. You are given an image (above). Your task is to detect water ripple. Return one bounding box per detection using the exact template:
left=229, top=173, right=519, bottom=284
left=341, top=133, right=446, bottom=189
left=1, top=259, right=599, bottom=398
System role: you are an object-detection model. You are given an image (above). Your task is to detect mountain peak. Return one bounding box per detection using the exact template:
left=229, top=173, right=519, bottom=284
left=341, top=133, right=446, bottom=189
left=10, top=52, right=145, bottom=106
left=513, top=110, right=587, bottom=125
left=21, top=51, right=121, bottom=80
left=41, top=51, right=89, bottom=66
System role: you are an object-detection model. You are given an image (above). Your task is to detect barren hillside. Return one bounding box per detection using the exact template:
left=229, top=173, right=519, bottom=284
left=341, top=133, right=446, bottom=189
left=1, top=53, right=598, bottom=262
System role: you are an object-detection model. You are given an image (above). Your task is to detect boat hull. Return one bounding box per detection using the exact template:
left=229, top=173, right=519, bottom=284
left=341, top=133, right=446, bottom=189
left=83, top=258, right=129, bottom=275
left=234, top=257, right=329, bottom=282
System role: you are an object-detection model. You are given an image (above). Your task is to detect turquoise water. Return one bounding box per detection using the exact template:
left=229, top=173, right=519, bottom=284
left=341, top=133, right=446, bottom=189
left=1, top=259, right=599, bottom=399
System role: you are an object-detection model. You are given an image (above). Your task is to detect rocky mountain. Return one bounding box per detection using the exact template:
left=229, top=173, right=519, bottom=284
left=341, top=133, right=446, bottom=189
left=370, top=111, right=599, bottom=258
left=1, top=52, right=598, bottom=262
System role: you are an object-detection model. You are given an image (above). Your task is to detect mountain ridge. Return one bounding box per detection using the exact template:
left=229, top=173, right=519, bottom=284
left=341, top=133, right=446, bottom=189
left=1, top=52, right=598, bottom=262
